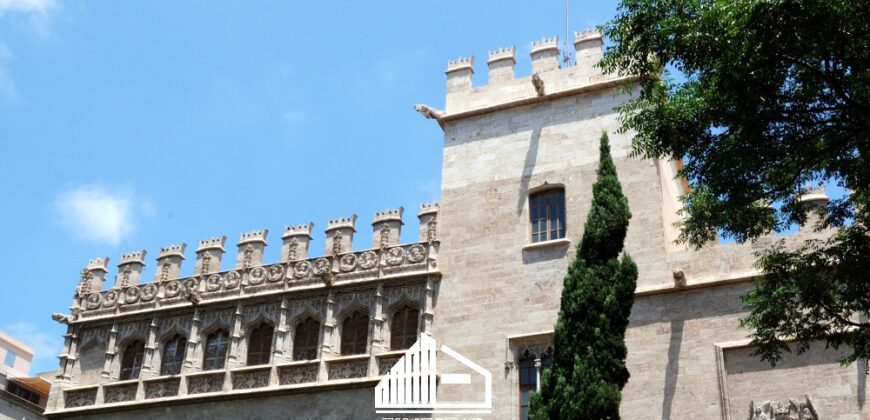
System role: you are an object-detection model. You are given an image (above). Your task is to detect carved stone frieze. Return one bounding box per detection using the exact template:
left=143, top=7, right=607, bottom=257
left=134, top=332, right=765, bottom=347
left=279, top=364, right=319, bottom=385
left=225, top=271, right=241, bottom=289
left=103, top=383, right=137, bottom=403
left=232, top=369, right=270, bottom=390
left=242, top=302, right=280, bottom=327
left=359, top=251, right=379, bottom=270
left=64, top=388, right=97, bottom=408
left=378, top=356, right=402, bottom=376
left=140, top=284, right=157, bottom=301
left=200, top=309, right=234, bottom=332
left=117, top=321, right=148, bottom=344
left=158, top=316, right=191, bottom=338
left=328, top=360, right=368, bottom=380
left=145, top=378, right=180, bottom=399
left=164, top=280, right=182, bottom=298
left=312, top=258, right=331, bottom=276
left=749, top=397, right=818, bottom=420
left=188, top=373, right=225, bottom=394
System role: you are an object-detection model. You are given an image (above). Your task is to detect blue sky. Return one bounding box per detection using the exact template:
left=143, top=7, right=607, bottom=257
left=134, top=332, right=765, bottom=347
left=0, top=0, right=620, bottom=374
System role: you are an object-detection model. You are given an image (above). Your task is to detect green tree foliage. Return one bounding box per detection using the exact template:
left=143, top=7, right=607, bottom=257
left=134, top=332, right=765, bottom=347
left=529, top=133, right=638, bottom=419
left=600, top=0, right=870, bottom=366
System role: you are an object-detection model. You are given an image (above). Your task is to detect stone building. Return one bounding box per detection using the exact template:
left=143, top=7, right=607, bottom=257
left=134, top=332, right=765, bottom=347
left=44, top=31, right=867, bottom=419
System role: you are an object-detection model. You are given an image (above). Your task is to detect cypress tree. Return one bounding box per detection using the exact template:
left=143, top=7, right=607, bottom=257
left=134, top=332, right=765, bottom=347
left=529, top=132, right=638, bottom=419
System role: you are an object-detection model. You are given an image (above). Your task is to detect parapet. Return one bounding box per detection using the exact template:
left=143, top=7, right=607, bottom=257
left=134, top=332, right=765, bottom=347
left=434, top=30, right=628, bottom=117
left=67, top=202, right=441, bottom=318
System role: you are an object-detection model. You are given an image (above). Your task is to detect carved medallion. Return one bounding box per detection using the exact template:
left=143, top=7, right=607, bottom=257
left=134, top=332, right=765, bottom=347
left=339, top=254, right=357, bottom=272
left=164, top=280, right=182, bottom=298
left=312, top=258, right=330, bottom=276
left=140, top=284, right=157, bottom=301
left=294, top=261, right=311, bottom=278
left=386, top=247, right=405, bottom=266
left=102, top=290, right=118, bottom=307
left=225, top=271, right=241, bottom=289
left=359, top=251, right=378, bottom=270
left=124, top=287, right=140, bottom=303
left=86, top=293, right=102, bottom=309
left=206, top=274, right=223, bottom=292
left=249, top=267, right=266, bottom=285
left=266, top=264, right=285, bottom=282
left=407, top=244, right=426, bottom=263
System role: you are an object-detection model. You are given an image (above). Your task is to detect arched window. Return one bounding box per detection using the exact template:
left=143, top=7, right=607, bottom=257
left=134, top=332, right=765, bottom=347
left=119, top=340, right=145, bottom=380
left=202, top=329, right=230, bottom=370
left=529, top=188, right=566, bottom=243
left=340, top=311, right=369, bottom=355
left=160, top=335, right=187, bottom=376
left=292, top=318, right=320, bottom=361
left=390, top=305, right=419, bottom=350
left=246, top=323, right=274, bottom=366
left=518, top=348, right=553, bottom=420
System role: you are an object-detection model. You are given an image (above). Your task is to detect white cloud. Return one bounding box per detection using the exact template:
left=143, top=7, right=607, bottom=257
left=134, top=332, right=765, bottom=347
left=0, top=0, right=56, bottom=16
left=2, top=321, right=61, bottom=375
left=54, top=184, right=141, bottom=245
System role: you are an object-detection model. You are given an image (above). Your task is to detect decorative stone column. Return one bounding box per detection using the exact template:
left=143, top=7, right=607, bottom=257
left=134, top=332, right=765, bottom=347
left=418, top=203, right=439, bottom=243
left=281, top=223, right=313, bottom=262
left=574, top=30, right=603, bottom=78
left=115, top=250, right=147, bottom=289
left=195, top=236, right=226, bottom=276
left=155, top=243, right=185, bottom=283
left=325, top=216, right=356, bottom=256
left=446, top=56, right=474, bottom=93
left=236, top=229, right=268, bottom=270
left=82, top=257, right=110, bottom=293
left=372, top=208, right=403, bottom=249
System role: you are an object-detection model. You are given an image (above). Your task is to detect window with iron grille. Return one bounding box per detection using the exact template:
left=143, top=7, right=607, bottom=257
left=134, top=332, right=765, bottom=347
left=119, top=340, right=145, bottom=380
left=529, top=188, right=566, bottom=243
left=160, top=335, right=187, bottom=376
left=203, top=329, right=229, bottom=370
left=246, top=323, right=274, bottom=366
left=390, top=305, right=419, bottom=350
left=340, top=311, right=369, bottom=355
left=292, top=317, right=320, bottom=361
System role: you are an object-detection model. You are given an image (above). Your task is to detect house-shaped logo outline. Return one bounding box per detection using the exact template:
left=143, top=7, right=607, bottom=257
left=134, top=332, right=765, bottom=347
left=374, top=334, right=492, bottom=414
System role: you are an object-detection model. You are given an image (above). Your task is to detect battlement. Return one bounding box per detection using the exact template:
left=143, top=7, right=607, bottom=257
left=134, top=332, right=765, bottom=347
left=422, top=30, right=633, bottom=119
left=67, top=202, right=440, bottom=320
left=157, top=243, right=186, bottom=260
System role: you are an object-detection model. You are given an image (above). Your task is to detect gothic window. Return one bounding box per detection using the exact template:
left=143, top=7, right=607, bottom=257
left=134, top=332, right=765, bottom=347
left=202, top=329, right=230, bottom=370
left=518, top=348, right=553, bottom=420
left=160, top=335, right=187, bottom=376
left=390, top=305, right=419, bottom=350
left=119, top=340, right=145, bottom=380
left=292, top=317, right=320, bottom=361
left=246, top=323, right=274, bottom=366
left=340, top=311, right=369, bottom=355
left=529, top=188, right=566, bottom=243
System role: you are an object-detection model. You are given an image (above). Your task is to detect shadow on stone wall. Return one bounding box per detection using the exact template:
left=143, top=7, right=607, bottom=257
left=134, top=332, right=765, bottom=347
left=516, top=125, right=541, bottom=215
left=661, top=319, right=684, bottom=420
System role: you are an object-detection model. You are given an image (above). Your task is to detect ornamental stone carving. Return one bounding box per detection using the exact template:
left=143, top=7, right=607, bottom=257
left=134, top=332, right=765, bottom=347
left=328, top=360, right=368, bottom=380
left=104, top=383, right=137, bottom=403
left=145, top=379, right=180, bottom=399
left=164, top=280, right=182, bottom=298
left=386, top=247, right=405, bottom=266
left=86, top=293, right=102, bottom=309
left=124, top=287, right=140, bottom=303
left=339, top=254, right=357, bottom=272
left=64, top=388, right=97, bottom=408
left=279, top=364, right=319, bottom=385
left=749, top=397, right=818, bottom=420
left=294, top=261, right=311, bottom=278
left=140, top=284, right=157, bottom=301
left=359, top=251, right=378, bottom=270
left=102, top=290, right=118, bottom=307
left=249, top=267, right=266, bottom=285
left=267, top=264, right=285, bottom=282
left=225, top=271, right=241, bottom=289
left=206, top=274, right=223, bottom=291
left=188, top=373, right=224, bottom=394
left=233, top=369, right=270, bottom=390
left=407, top=244, right=426, bottom=263
left=312, top=258, right=330, bottom=276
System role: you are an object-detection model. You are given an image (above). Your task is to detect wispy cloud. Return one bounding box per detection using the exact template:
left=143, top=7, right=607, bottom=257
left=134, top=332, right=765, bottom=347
left=2, top=321, right=60, bottom=375
left=54, top=184, right=147, bottom=245
left=0, top=0, right=56, bottom=16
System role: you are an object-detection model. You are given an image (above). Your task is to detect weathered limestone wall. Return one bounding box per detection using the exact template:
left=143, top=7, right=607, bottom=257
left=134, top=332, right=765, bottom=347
left=54, top=386, right=373, bottom=420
